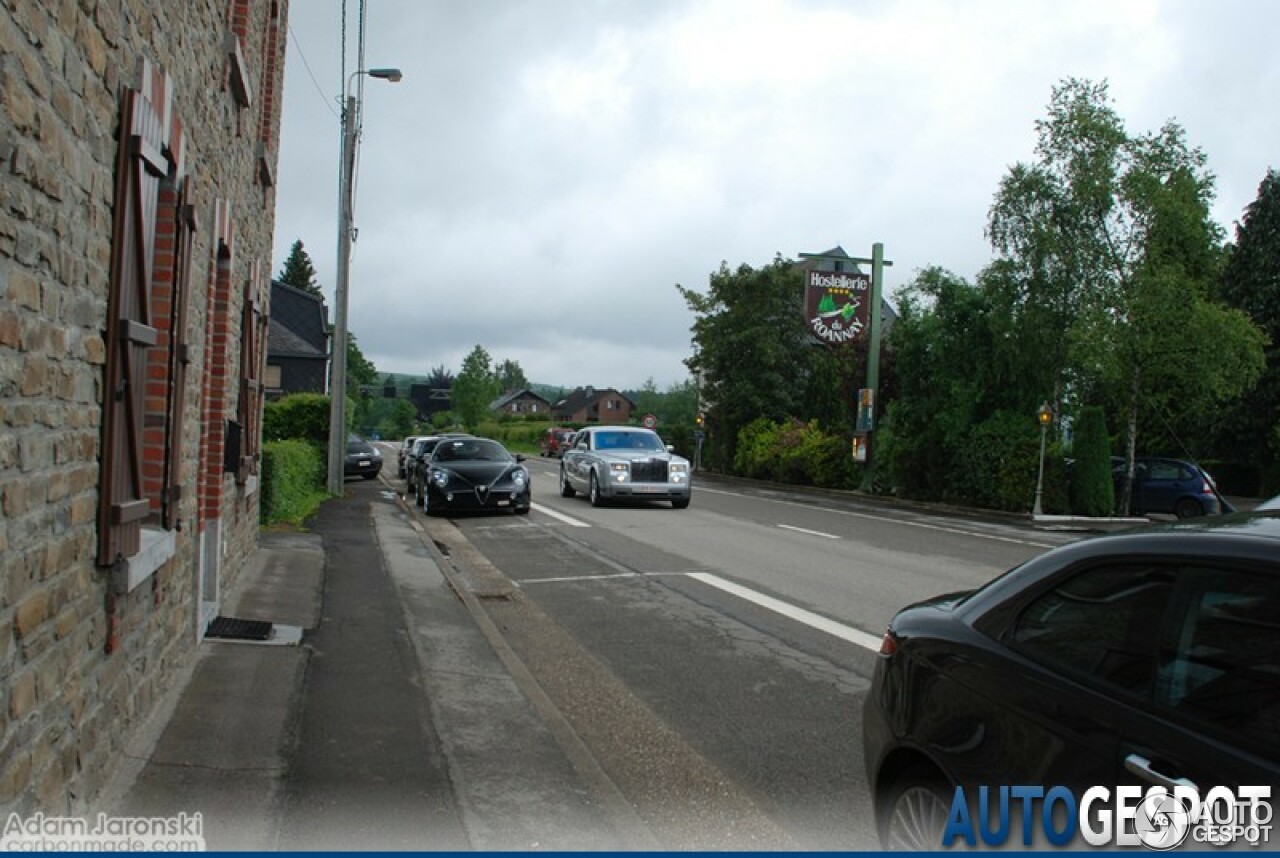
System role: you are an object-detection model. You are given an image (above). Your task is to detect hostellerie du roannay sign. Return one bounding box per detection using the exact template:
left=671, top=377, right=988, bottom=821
left=806, top=270, right=871, bottom=345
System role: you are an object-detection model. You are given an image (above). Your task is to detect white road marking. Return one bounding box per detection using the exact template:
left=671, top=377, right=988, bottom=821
left=517, top=568, right=884, bottom=653
left=688, top=572, right=885, bottom=652
left=533, top=504, right=591, bottom=527
left=520, top=572, right=640, bottom=585
left=777, top=523, right=840, bottom=540
left=696, top=486, right=1055, bottom=548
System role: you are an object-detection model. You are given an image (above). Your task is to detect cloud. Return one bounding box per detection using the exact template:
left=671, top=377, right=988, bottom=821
left=272, top=0, right=1280, bottom=390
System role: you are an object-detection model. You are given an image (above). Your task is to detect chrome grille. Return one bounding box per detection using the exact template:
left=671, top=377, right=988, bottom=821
left=629, top=459, right=668, bottom=483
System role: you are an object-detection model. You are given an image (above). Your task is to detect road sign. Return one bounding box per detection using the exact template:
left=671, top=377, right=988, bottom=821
left=642, top=413, right=657, bottom=429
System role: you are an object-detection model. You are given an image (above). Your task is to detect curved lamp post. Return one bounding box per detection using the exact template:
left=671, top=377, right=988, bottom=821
left=327, top=67, right=403, bottom=495
left=1032, top=401, right=1053, bottom=517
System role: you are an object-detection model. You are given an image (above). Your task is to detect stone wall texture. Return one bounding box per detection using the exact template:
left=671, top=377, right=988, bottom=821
left=0, top=0, right=289, bottom=813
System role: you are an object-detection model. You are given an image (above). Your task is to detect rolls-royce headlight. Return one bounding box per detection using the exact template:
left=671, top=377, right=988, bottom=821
left=432, top=469, right=450, bottom=488
left=669, top=463, right=689, bottom=474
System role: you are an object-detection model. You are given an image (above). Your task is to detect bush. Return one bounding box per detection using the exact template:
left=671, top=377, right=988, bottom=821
left=947, top=410, right=1040, bottom=512
left=265, top=393, right=331, bottom=444
left=734, top=418, right=782, bottom=479
left=261, top=439, right=327, bottom=526
left=1070, top=406, right=1114, bottom=516
left=732, top=418, right=861, bottom=489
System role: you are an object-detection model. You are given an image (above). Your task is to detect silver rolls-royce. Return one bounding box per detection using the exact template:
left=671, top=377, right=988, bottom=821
left=558, top=426, right=692, bottom=509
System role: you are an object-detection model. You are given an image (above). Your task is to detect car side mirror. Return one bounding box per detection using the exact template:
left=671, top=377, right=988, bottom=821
left=515, top=454, right=526, bottom=462
left=666, top=444, right=675, bottom=453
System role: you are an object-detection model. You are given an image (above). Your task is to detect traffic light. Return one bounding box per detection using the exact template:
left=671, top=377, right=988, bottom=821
left=696, top=413, right=705, bottom=428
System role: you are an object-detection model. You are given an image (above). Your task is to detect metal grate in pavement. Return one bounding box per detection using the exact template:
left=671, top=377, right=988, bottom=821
left=205, top=616, right=274, bottom=641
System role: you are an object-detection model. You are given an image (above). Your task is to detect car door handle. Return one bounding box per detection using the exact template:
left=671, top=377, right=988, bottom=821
left=1124, top=753, right=1198, bottom=792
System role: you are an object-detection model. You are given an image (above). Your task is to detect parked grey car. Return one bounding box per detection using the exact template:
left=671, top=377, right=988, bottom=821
left=559, top=426, right=691, bottom=509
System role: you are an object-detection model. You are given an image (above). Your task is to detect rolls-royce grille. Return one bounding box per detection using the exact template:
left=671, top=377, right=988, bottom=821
left=630, top=459, right=668, bottom=483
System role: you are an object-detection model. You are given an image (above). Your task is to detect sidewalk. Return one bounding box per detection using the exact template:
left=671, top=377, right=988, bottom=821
left=98, top=477, right=630, bottom=851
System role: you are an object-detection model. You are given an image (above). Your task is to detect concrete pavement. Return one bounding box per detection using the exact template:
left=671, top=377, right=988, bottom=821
left=97, top=476, right=635, bottom=851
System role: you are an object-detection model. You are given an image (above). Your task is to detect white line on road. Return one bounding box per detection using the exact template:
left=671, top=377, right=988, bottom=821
left=515, top=569, right=884, bottom=651
left=777, top=523, right=840, bottom=540
left=696, top=486, right=1055, bottom=548
left=532, top=504, right=591, bottom=527
left=688, top=573, right=883, bottom=651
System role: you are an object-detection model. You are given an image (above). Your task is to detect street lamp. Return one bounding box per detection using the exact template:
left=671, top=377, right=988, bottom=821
left=326, top=67, right=403, bottom=495
left=1032, top=401, right=1053, bottom=517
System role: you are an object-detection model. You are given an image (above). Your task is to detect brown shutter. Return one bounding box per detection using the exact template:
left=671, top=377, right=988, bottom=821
left=163, top=194, right=197, bottom=529
left=237, top=264, right=266, bottom=483
left=99, top=86, right=166, bottom=566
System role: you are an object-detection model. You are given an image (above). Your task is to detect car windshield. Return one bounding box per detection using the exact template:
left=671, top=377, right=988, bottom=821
left=434, top=439, right=511, bottom=463
left=594, top=431, right=664, bottom=452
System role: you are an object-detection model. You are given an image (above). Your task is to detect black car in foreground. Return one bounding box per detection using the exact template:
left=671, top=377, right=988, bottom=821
left=863, top=512, right=1280, bottom=850
left=418, top=436, right=530, bottom=516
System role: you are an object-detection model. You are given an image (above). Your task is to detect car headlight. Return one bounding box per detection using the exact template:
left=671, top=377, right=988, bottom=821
left=511, top=469, right=527, bottom=487
left=670, top=463, right=688, bottom=474
left=431, top=469, right=450, bottom=488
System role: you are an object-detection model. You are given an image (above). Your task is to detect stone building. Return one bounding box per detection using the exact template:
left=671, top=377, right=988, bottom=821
left=1, top=0, right=289, bottom=813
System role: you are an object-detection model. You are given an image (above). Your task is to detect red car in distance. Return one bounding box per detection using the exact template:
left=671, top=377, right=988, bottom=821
left=540, top=427, right=575, bottom=458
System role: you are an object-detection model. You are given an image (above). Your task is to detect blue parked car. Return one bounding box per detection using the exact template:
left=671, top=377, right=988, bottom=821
left=1113, top=456, right=1227, bottom=518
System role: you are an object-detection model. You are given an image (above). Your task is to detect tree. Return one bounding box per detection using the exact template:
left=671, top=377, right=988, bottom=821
left=1070, top=406, right=1114, bottom=516
left=277, top=239, right=323, bottom=297
left=987, top=79, right=1265, bottom=513
left=346, top=333, right=378, bottom=392
left=452, top=345, right=500, bottom=429
left=494, top=358, right=528, bottom=393
left=678, top=257, right=810, bottom=468
left=1214, top=169, right=1280, bottom=492
left=424, top=364, right=454, bottom=390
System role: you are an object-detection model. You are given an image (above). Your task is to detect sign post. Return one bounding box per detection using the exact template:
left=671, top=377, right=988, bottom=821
left=798, top=244, right=893, bottom=492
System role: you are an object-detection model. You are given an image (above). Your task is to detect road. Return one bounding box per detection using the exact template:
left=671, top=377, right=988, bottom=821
left=392, top=448, right=1083, bottom=849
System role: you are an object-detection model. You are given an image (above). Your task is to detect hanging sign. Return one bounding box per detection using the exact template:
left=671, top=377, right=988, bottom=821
left=806, top=270, right=871, bottom=346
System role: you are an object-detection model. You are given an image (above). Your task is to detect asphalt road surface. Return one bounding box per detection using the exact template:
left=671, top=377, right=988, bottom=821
left=395, top=450, right=1083, bottom=849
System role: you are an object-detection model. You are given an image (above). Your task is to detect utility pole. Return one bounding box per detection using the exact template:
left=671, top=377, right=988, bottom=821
left=325, top=68, right=401, bottom=495
left=326, top=94, right=359, bottom=495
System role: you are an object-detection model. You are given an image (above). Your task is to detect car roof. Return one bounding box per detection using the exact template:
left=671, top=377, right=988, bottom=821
left=963, top=513, right=1280, bottom=615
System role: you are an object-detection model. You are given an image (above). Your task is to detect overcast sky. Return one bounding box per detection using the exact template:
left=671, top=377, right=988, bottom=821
left=270, top=0, right=1280, bottom=392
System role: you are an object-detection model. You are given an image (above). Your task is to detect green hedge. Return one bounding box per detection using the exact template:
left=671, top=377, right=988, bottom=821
left=1070, top=406, right=1114, bottom=516
left=261, top=439, right=327, bottom=526
left=733, top=418, right=862, bottom=489
left=264, top=393, right=331, bottom=444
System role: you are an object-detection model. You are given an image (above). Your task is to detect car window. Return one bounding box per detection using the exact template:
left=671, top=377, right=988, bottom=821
left=1010, top=564, right=1173, bottom=696
left=435, top=440, right=509, bottom=462
left=1154, top=567, right=1280, bottom=758
left=1147, top=461, right=1181, bottom=480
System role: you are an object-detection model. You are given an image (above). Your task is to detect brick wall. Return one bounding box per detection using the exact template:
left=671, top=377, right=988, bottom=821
left=0, top=0, right=289, bottom=813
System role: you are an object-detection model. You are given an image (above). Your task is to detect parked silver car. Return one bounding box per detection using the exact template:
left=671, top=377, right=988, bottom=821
left=559, top=426, right=691, bottom=509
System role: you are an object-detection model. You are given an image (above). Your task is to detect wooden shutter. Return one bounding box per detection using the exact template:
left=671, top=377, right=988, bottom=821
left=162, top=193, right=197, bottom=528
left=99, top=86, right=166, bottom=565
left=237, top=264, right=267, bottom=483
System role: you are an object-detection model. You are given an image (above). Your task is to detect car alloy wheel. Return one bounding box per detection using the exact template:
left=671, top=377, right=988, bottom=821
left=589, top=472, right=604, bottom=507
left=1175, top=497, right=1203, bottom=519
left=882, top=774, right=952, bottom=851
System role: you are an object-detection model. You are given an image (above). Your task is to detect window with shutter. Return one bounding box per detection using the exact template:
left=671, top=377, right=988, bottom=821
left=237, top=262, right=267, bottom=484
left=99, top=61, right=190, bottom=573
